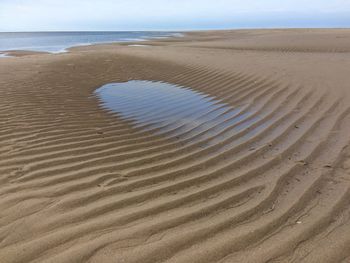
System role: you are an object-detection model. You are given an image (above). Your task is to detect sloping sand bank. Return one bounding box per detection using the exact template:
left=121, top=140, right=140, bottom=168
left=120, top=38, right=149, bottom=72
left=0, top=29, right=350, bottom=263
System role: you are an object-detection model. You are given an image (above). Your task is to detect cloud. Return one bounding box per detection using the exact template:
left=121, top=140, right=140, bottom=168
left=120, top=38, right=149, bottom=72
left=0, top=0, right=349, bottom=31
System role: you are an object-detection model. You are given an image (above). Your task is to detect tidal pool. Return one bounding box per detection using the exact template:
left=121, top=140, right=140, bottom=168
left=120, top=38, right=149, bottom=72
left=95, top=80, right=250, bottom=139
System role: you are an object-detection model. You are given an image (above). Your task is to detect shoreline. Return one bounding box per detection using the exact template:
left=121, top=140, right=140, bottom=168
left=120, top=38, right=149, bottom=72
left=0, top=31, right=184, bottom=57
left=0, top=29, right=350, bottom=263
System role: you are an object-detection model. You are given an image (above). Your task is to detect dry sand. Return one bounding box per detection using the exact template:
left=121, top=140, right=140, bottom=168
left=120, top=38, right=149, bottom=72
left=0, top=29, right=350, bottom=263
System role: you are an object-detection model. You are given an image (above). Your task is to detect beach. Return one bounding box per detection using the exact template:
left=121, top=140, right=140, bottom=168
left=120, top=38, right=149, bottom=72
left=1, top=29, right=350, bottom=263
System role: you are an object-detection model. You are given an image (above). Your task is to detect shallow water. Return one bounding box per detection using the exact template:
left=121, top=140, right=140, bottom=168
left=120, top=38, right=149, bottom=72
left=95, top=81, right=254, bottom=139
left=0, top=31, right=180, bottom=53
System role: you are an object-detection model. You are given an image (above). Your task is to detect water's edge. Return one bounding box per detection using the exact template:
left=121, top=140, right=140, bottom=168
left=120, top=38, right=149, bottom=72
left=0, top=31, right=183, bottom=54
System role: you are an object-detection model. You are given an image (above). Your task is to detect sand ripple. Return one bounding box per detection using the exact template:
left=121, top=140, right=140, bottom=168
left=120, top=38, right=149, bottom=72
left=1, top=33, right=350, bottom=263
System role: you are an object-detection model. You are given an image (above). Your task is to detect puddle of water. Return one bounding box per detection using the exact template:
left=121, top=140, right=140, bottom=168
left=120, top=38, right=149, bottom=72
left=0, top=53, right=10, bottom=58
left=95, top=81, right=253, bottom=139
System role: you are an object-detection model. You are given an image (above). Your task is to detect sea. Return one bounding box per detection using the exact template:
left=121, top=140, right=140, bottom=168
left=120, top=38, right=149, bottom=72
left=0, top=31, right=181, bottom=53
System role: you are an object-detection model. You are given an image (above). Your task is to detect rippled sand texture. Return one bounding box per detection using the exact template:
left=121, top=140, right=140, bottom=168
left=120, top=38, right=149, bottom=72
left=1, top=29, right=350, bottom=263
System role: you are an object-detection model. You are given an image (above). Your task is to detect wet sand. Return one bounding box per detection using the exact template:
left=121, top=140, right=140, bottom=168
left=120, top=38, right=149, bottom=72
left=1, top=29, right=350, bottom=263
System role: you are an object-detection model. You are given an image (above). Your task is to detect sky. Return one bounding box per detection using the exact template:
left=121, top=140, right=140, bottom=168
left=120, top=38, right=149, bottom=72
left=0, top=0, right=350, bottom=31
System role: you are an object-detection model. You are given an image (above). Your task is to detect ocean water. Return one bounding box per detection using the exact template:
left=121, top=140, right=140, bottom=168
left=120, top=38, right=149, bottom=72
left=0, top=31, right=180, bottom=53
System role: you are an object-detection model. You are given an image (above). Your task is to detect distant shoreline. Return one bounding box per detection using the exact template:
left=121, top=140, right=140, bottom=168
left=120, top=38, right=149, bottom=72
left=0, top=31, right=183, bottom=54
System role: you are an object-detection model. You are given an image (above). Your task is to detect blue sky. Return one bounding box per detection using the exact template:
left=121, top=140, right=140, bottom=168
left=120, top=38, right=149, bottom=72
left=0, top=0, right=350, bottom=31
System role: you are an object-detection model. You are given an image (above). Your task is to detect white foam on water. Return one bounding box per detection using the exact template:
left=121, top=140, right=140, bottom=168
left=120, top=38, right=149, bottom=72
left=128, top=44, right=150, bottom=47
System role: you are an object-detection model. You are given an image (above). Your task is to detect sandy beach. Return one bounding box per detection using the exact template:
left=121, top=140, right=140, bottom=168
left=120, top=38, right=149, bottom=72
left=1, top=29, right=350, bottom=263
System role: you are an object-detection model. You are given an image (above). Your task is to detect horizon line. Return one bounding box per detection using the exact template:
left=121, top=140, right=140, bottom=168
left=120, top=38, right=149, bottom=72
left=1, top=26, right=350, bottom=33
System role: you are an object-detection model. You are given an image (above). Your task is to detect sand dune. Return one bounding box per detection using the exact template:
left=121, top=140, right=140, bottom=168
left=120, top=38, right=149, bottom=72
left=0, top=29, right=350, bottom=263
